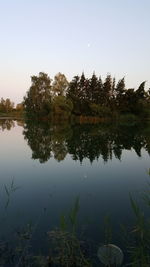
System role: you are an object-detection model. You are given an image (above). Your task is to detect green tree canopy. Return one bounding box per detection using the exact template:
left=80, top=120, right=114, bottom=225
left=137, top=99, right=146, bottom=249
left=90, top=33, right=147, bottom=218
left=0, top=98, right=14, bottom=113
left=23, top=72, right=52, bottom=117
left=52, top=72, right=68, bottom=97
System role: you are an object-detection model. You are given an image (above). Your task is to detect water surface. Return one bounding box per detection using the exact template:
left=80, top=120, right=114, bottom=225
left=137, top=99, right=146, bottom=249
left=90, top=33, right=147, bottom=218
left=0, top=119, right=150, bottom=263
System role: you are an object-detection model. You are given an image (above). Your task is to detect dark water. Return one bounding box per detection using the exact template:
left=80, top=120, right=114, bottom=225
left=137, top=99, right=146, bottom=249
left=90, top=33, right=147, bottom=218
left=0, top=119, right=150, bottom=264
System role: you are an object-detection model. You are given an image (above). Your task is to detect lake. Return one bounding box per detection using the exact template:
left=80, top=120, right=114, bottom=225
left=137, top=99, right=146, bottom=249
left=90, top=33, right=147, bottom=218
left=0, top=118, right=150, bottom=266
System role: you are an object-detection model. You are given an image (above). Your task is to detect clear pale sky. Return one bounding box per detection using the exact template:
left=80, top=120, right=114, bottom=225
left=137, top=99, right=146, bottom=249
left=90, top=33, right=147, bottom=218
left=0, top=0, right=150, bottom=104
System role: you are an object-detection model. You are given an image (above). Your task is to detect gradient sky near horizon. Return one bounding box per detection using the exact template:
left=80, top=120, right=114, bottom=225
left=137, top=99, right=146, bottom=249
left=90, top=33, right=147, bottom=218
left=0, top=0, right=150, bottom=104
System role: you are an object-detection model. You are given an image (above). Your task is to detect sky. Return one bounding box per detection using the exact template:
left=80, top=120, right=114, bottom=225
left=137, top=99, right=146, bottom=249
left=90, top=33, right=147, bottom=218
left=0, top=0, right=150, bottom=104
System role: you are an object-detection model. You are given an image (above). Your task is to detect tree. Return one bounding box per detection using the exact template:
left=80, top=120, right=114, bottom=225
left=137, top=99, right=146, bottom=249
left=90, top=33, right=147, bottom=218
left=78, top=72, right=86, bottom=101
left=134, top=81, right=149, bottom=116
left=88, top=73, right=98, bottom=104
left=115, top=77, right=125, bottom=96
left=97, top=76, right=103, bottom=105
left=16, top=103, right=24, bottom=113
left=5, top=98, right=14, bottom=113
left=52, top=72, right=68, bottom=97
left=23, top=72, right=52, bottom=117
left=102, top=74, right=113, bottom=106
left=115, top=77, right=126, bottom=110
left=66, top=75, right=81, bottom=114
left=78, top=73, right=90, bottom=114
left=52, top=95, right=73, bottom=119
left=109, top=77, right=116, bottom=110
left=135, top=81, right=146, bottom=99
left=0, top=98, right=14, bottom=113
left=124, top=88, right=136, bottom=113
left=67, top=76, right=80, bottom=100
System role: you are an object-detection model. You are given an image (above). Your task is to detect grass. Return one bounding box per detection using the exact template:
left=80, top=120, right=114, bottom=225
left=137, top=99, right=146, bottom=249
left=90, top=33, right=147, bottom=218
left=48, top=196, right=92, bottom=266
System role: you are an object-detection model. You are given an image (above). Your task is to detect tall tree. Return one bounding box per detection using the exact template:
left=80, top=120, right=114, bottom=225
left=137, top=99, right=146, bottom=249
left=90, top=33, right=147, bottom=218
left=102, top=74, right=112, bottom=106
left=78, top=72, right=86, bottom=101
left=115, top=78, right=125, bottom=96
left=115, top=77, right=126, bottom=110
left=0, top=98, right=14, bottom=113
left=24, top=72, right=52, bottom=116
left=124, top=88, right=136, bottom=112
left=135, top=81, right=146, bottom=99
left=134, top=81, right=148, bottom=116
left=52, top=72, right=68, bottom=97
left=88, top=73, right=99, bottom=104
left=109, top=77, right=116, bottom=109
left=66, top=75, right=80, bottom=100
left=66, top=75, right=81, bottom=114
left=5, top=98, right=14, bottom=113
left=97, top=76, right=103, bottom=105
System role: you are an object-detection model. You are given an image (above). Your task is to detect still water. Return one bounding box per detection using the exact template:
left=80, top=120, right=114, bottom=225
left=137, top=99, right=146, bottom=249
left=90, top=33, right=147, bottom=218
left=0, top=119, right=150, bottom=264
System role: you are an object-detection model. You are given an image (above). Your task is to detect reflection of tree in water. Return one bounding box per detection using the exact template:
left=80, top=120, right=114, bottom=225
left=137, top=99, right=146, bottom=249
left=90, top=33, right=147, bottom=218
left=17, top=120, right=25, bottom=127
left=23, top=121, right=72, bottom=163
left=23, top=121, right=52, bottom=163
left=67, top=125, right=114, bottom=163
left=51, top=125, right=72, bottom=162
left=110, top=124, right=150, bottom=159
left=67, top=123, right=150, bottom=163
left=0, top=119, right=15, bottom=131
left=23, top=120, right=150, bottom=164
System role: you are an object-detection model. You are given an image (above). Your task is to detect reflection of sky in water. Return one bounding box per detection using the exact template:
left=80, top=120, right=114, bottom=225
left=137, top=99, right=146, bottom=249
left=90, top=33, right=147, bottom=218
left=0, top=121, right=150, bottom=249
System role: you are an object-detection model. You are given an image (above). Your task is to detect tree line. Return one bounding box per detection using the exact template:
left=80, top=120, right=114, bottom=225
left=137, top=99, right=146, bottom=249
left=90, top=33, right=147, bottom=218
left=1, top=72, right=150, bottom=119
left=23, top=72, right=150, bottom=119
left=0, top=98, right=14, bottom=113
left=0, top=97, right=24, bottom=114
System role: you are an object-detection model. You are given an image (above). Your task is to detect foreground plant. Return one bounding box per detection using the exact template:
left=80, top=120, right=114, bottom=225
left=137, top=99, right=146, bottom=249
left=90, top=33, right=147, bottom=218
left=47, top=196, right=92, bottom=266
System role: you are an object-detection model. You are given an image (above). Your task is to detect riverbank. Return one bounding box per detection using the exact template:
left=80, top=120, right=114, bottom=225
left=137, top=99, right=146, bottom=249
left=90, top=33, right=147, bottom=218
left=0, top=111, right=25, bottom=119
left=1, top=112, right=150, bottom=126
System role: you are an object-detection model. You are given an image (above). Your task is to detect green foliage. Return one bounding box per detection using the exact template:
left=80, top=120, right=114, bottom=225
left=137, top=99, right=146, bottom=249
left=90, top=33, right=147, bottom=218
left=59, top=196, right=80, bottom=234
left=127, top=187, right=150, bottom=266
left=16, top=102, right=24, bottom=113
left=102, top=74, right=113, bottom=106
left=66, top=75, right=82, bottom=115
left=129, top=194, right=145, bottom=230
left=22, top=71, right=150, bottom=120
left=67, top=73, right=150, bottom=118
left=0, top=98, right=14, bottom=113
left=88, top=73, right=98, bottom=103
left=48, top=196, right=91, bottom=266
left=136, top=81, right=146, bottom=99
left=52, top=95, right=73, bottom=118
left=90, top=103, right=111, bottom=117
left=52, top=72, right=69, bottom=97
left=60, top=215, right=67, bottom=232
left=69, top=196, right=80, bottom=233
left=119, top=113, right=138, bottom=126
left=23, top=72, right=52, bottom=117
